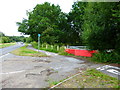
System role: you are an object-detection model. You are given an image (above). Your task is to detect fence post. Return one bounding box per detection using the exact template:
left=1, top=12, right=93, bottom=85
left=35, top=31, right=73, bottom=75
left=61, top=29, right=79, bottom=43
left=46, top=44, right=48, bottom=49
left=57, top=46, right=59, bottom=51
left=51, top=45, right=53, bottom=49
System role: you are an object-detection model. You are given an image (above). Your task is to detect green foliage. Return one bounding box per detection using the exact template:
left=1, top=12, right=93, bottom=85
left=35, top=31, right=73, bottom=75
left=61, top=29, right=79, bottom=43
left=17, top=2, right=64, bottom=44
left=17, top=2, right=120, bottom=63
left=0, top=32, right=26, bottom=43
left=67, top=2, right=87, bottom=45
left=86, top=69, right=118, bottom=80
left=8, top=36, right=26, bottom=42
left=82, top=2, right=120, bottom=51
left=31, top=41, right=72, bottom=56
left=0, top=36, right=11, bottom=43
left=91, top=51, right=120, bottom=64
left=31, top=41, right=38, bottom=49
left=26, top=37, right=33, bottom=43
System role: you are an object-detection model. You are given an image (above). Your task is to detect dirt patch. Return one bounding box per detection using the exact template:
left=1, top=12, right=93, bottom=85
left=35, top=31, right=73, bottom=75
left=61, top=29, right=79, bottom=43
left=40, top=69, right=58, bottom=76
left=25, top=69, right=58, bottom=79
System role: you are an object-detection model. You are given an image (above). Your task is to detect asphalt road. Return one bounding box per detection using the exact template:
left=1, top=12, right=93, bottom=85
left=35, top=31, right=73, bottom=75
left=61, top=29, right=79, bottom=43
left=0, top=43, right=24, bottom=56
left=0, top=45, right=104, bottom=88
left=0, top=45, right=119, bottom=88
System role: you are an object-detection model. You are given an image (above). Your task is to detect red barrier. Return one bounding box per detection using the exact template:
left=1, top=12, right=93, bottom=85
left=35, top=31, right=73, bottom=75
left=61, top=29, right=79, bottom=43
left=65, top=49, right=97, bottom=57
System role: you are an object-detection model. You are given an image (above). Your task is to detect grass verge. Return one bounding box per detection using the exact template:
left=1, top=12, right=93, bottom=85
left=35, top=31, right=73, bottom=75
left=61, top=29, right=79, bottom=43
left=11, top=45, right=48, bottom=57
left=31, top=42, right=119, bottom=64
left=55, top=69, right=119, bottom=88
left=0, top=43, right=16, bottom=48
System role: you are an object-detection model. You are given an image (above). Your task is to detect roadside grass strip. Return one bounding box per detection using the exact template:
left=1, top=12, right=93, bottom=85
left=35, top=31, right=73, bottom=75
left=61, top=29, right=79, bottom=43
left=11, top=45, right=48, bottom=57
left=50, top=69, right=119, bottom=88
left=0, top=43, right=16, bottom=48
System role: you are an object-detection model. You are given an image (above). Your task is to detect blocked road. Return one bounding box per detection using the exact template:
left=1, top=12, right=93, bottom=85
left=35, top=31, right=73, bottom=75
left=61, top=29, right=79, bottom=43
left=1, top=46, right=104, bottom=88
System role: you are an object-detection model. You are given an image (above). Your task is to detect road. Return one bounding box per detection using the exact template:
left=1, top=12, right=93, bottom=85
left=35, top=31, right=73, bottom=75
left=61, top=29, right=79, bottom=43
left=0, top=44, right=119, bottom=88
left=0, top=43, right=24, bottom=56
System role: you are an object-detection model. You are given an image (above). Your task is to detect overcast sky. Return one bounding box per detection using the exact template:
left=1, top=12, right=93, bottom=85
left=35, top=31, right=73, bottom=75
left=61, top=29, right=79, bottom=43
left=0, top=0, right=78, bottom=36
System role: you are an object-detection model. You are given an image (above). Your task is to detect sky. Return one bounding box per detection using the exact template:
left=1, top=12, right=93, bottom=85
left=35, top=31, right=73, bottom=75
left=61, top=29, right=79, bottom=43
left=0, top=0, right=77, bottom=36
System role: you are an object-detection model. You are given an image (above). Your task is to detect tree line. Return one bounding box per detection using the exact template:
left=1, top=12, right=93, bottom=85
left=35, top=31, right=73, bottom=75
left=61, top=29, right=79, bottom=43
left=17, top=2, right=120, bottom=53
left=0, top=32, right=32, bottom=43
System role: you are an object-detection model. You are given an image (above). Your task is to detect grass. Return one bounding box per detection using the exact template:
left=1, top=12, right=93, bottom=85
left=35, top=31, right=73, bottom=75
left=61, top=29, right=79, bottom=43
left=91, top=52, right=120, bottom=64
left=31, top=42, right=76, bottom=56
left=31, top=42, right=119, bottom=64
left=56, top=69, right=120, bottom=88
left=49, top=81, right=59, bottom=87
left=11, top=45, right=48, bottom=57
left=0, top=43, right=16, bottom=48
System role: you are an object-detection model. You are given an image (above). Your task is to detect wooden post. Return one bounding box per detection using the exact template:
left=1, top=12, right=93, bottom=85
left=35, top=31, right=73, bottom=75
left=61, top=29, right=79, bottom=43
left=46, top=44, right=48, bottom=49
left=51, top=45, right=53, bottom=49
left=57, top=46, right=59, bottom=51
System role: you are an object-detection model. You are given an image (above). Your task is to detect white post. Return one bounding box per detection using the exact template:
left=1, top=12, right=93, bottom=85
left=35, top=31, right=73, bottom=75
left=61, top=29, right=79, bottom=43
left=51, top=45, right=53, bottom=49
left=57, top=46, right=59, bottom=51
left=46, top=44, right=48, bottom=49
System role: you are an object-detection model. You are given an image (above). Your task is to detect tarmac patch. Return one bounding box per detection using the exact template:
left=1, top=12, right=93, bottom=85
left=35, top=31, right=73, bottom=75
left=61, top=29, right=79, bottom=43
left=96, top=65, right=120, bottom=79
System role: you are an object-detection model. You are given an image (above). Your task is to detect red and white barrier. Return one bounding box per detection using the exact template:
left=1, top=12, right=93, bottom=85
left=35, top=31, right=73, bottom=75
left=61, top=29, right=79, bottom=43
left=65, top=49, right=97, bottom=57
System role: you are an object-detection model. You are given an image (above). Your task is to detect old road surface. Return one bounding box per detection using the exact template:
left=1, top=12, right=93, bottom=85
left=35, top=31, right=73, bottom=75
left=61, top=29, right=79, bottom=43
left=0, top=44, right=119, bottom=88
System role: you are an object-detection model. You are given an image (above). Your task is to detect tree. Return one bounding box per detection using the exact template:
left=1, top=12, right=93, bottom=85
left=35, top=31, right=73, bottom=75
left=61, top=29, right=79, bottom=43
left=82, top=2, right=119, bottom=51
left=26, top=37, right=33, bottom=43
left=17, top=2, right=64, bottom=44
left=16, top=19, right=28, bottom=35
left=67, top=2, right=87, bottom=45
left=0, top=36, right=11, bottom=43
left=112, top=3, right=120, bottom=53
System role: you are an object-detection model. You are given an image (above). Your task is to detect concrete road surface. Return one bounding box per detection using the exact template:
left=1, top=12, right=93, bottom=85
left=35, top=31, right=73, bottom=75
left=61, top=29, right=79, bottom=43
left=0, top=45, right=118, bottom=88
left=0, top=43, right=24, bottom=89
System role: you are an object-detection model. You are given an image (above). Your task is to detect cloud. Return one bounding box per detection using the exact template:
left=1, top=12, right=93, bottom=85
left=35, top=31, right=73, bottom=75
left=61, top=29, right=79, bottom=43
left=0, top=0, right=75, bottom=36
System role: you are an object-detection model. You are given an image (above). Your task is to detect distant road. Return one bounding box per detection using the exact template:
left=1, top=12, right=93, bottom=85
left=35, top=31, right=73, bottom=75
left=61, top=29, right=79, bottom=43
left=0, top=43, right=24, bottom=56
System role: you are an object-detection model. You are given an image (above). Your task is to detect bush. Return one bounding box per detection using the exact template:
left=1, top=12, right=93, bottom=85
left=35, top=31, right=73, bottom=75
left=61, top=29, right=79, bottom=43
left=0, top=36, right=11, bottom=43
left=91, top=51, right=120, bottom=64
left=31, top=41, right=38, bottom=49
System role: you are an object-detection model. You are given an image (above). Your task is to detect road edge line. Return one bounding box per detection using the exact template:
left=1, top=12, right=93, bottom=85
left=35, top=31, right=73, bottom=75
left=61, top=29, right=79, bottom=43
left=0, top=53, right=10, bottom=59
left=49, top=71, right=83, bottom=89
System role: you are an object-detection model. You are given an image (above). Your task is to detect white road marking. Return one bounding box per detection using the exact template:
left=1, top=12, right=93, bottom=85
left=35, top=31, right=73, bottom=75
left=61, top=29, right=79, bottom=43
left=49, top=71, right=83, bottom=89
left=107, top=69, right=120, bottom=75
left=0, top=53, right=10, bottom=59
left=0, top=70, right=25, bottom=75
left=97, top=65, right=120, bottom=71
left=0, top=53, right=10, bottom=62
